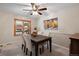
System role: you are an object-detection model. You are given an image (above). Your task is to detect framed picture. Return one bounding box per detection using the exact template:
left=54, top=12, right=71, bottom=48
left=44, top=17, right=58, bottom=30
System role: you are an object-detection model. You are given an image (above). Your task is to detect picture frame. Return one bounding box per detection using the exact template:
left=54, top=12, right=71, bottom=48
left=44, top=17, right=58, bottom=30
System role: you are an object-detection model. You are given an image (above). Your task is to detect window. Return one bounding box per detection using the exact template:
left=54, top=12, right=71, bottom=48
left=14, top=19, right=31, bottom=36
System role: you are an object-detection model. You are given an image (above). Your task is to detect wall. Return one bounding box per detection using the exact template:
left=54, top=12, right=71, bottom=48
left=0, top=11, right=35, bottom=44
left=37, top=5, right=79, bottom=34
left=57, top=6, right=79, bottom=34
left=37, top=5, right=79, bottom=48
left=0, top=11, right=14, bottom=43
left=37, top=12, right=57, bottom=33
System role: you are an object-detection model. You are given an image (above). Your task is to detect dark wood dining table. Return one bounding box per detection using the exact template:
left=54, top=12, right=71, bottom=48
left=31, top=35, right=52, bottom=56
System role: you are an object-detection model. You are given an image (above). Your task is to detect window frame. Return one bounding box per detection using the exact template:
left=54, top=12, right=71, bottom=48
left=14, top=18, right=31, bottom=36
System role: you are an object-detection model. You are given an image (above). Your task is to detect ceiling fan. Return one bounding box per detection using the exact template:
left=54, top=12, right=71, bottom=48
left=23, top=3, right=47, bottom=15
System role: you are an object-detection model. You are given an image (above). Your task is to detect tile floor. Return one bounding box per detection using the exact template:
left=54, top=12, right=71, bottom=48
left=0, top=43, right=69, bottom=56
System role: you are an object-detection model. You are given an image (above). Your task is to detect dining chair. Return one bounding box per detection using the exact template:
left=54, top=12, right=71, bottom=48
left=21, top=32, right=32, bottom=56
left=22, top=32, right=43, bottom=56
left=21, top=34, right=26, bottom=53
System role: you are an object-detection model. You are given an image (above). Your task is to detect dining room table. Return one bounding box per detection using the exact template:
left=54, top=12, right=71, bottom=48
left=31, top=35, right=52, bottom=56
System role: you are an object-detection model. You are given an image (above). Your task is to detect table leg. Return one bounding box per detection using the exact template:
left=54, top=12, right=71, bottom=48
left=35, top=43, right=38, bottom=56
left=49, top=38, right=52, bottom=52
left=47, top=41, right=49, bottom=49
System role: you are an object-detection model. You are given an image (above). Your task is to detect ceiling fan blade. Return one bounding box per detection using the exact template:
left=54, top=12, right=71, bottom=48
left=31, top=3, right=35, bottom=8
left=38, top=12, right=42, bottom=15
left=30, top=13, right=33, bottom=15
left=31, top=3, right=35, bottom=5
left=31, top=3, right=38, bottom=11
left=15, top=3, right=31, bottom=7
left=38, top=8, right=47, bottom=11
left=23, top=9, right=32, bottom=11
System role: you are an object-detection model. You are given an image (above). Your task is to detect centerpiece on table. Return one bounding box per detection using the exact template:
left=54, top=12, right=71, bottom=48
left=31, top=27, right=38, bottom=37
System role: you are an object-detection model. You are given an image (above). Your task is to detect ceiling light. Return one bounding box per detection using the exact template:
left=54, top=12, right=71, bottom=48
left=32, top=11, right=38, bottom=15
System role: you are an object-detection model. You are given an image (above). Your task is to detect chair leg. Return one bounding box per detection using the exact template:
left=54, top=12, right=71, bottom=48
left=47, top=41, right=49, bottom=49
left=24, top=46, right=26, bottom=53
left=22, top=44, right=24, bottom=50
left=42, top=45, right=44, bottom=53
left=30, top=51, right=32, bottom=56
left=26, top=48, right=28, bottom=55
left=40, top=48, right=42, bottom=54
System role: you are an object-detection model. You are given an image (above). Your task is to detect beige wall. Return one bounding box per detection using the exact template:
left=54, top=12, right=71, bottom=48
left=57, top=6, right=79, bottom=34
left=37, top=5, right=79, bottom=34
left=0, top=11, right=35, bottom=44
left=37, top=5, right=79, bottom=48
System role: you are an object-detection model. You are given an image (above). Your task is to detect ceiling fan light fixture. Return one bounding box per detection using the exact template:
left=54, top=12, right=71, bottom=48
left=23, top=3, right=47, bottom=15
left=32, top=6, right=35, bottom=10
left=32, top=11, right=38, bottom=15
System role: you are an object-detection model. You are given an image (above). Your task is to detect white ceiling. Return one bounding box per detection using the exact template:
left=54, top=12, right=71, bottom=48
left=0, top=3, right=79, bottom=16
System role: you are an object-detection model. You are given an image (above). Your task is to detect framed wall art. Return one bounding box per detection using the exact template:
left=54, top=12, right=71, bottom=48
left=44, top=17, right=58, bottom=30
